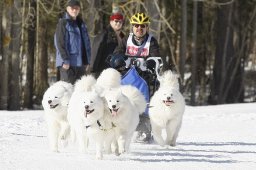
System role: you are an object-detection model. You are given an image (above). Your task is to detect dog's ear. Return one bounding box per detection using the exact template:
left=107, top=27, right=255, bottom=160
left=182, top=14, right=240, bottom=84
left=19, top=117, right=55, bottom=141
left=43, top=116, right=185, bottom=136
left=91, top=86, right=96, bottom=92
left=93, top=85, right=101, bottom=94
left=119, top=88, right=124, bottom=95
left=91, top=86, right=100, bottom=96
left=97, top=87, right=106, bottom=98
left=61, top=82, right=73, bottom=95
left=158, top=75, right=163, bottom=83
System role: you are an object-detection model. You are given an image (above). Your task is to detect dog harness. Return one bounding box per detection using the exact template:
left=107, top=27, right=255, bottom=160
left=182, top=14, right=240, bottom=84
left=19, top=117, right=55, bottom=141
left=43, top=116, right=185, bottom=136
left=85, top=120, right=116, bottom=131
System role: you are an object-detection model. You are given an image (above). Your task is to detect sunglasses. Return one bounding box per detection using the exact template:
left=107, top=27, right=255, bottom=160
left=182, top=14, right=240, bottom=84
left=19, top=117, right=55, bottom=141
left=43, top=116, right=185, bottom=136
left=133, top=24, right=146, bottom=28
left=114, top=20, right=123, bottom=23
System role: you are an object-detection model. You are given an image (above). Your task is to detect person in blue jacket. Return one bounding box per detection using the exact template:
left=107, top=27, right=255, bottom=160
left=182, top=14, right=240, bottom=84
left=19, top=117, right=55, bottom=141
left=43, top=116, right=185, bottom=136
left=55, top=0, right=91, bottom=84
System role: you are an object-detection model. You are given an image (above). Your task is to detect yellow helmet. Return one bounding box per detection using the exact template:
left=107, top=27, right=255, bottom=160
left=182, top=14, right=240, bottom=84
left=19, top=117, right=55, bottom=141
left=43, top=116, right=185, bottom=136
left=130, top=13, right=150, bottom=25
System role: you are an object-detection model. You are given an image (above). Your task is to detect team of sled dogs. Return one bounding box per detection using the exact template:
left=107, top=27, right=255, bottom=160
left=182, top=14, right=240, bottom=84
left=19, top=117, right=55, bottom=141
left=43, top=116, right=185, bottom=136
left=42, top=68, right=185, bottom=159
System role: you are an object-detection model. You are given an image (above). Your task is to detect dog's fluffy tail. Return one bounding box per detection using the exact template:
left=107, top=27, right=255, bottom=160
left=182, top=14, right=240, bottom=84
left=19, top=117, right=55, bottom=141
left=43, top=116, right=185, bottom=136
left=121, top=85, right=147, bottom=114
left=74, top=75, right=96, bottom=92
left=159, top=70, right=179, bottom=90
left=96, top=68, right=121, bottom=89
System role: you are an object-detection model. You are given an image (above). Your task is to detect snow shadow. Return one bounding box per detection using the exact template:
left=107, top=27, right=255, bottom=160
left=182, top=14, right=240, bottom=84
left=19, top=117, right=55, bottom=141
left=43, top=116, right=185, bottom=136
left=127, top=141, right=256, bottom=163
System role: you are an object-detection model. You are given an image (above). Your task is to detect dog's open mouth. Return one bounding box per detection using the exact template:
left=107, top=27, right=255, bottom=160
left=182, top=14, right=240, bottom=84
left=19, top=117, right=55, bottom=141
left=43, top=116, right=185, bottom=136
left=163, top=100, right=174, bottom=106
left=50, top=104, right=59, bottom=109
left=84, top=109, right=94, bottom=118
left=109, top=108, right=119, bottom=117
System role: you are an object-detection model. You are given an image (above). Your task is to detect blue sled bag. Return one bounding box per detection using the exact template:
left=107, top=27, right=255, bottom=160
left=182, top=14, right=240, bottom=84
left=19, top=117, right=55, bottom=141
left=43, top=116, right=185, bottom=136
left=121, top=66, right=149, bottom=115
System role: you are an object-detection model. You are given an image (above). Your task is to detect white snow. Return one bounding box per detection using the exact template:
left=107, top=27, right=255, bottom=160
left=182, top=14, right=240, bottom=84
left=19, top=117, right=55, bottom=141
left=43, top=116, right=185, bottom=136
left=1, top=103, right=256, bottom=170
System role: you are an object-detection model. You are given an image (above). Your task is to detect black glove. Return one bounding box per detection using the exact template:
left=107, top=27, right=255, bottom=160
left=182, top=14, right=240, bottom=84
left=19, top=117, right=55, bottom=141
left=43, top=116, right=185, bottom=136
left=106, top=54, right=126, bottom=69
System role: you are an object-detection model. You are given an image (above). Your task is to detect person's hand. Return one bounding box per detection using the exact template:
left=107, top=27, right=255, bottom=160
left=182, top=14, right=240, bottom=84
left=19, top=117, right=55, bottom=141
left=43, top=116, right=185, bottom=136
left=62, top=64, right=70, bottom=70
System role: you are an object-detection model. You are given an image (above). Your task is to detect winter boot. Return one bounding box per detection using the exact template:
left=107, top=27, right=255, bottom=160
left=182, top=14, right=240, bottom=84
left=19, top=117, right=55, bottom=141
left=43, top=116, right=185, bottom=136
left=135, top=114, right=152, bottom=143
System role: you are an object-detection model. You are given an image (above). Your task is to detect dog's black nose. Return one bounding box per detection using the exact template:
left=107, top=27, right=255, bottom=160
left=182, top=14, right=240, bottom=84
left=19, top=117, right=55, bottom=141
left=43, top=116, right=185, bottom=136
left=85, top=105, right=89, bottom=109
left=48, top=100, right=52, bottom=104
left=112, top=105, right=116, bottom=109
left=167, top=97, right=171, bottom=100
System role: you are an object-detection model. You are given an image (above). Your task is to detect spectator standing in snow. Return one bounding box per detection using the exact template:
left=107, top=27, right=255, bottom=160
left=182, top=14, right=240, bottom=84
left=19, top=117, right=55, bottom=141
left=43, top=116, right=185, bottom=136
left=90, top=12, right=125, bottom=77
left=55, top=0, right=91, bottom=84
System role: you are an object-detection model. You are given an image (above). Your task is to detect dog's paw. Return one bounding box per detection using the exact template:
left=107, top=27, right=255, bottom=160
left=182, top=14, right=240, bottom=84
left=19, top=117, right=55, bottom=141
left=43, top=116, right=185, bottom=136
left=166, top=140, right=176, bottom=147
left=118, top=147, right=125, bottom=154
left=96, top=153, right=103, bottom=160
left=60, top=135, right=65, bottom=140
left=114, top=152, right=121, bottom=156
left=112, top=147, right=121, bottom=156
left=169, top=143, right=176, bottom=147
left=51, top=148, right=59, bottom=152
left=60, top=139, right=68, bottom=148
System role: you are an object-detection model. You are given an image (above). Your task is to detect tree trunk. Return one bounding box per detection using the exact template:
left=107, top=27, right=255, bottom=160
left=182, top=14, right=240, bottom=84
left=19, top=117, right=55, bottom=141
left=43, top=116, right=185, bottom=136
left=8, top=0, right=21, bottom=110
left=179, top=0, right=187, bottom=89
left=209, top=2, right=232, bottom=104
left=196, top=2, right=207, bottom=105
left=145, top=0, right=161, bottom=41
left=23, top=0, right=36, bottom=109
left=34, top=17, right=49, bottom=105
left=191, top=0, right=197, bottom=105
left=87, top=0, right=104, bottom=38
left=209, top=1, right=243, bottom=104
left=223, top=0, right=246, bottom=103
left=0, top=2, right=11, bottom=109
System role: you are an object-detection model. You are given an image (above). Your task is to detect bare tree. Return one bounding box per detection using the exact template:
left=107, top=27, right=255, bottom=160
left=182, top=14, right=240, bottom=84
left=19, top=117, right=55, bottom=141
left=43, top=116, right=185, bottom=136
left=179, top=0, right=187, bottom=90
left=145, top=0, right=161, bottom=41
left=209, top=1, right=244, bottom=104
left=86, top=0, right=104, bottom=38
left=34, top=0, right=52, bottom=105
left=23, top=0, right=37, bottom=109
left=0, top=1, right=11, bottom=109
left=196, top=2, right=208, bottom=105
left=8, top=0, right=22, bottom=110
left=191, top=0, right=198, bottom=105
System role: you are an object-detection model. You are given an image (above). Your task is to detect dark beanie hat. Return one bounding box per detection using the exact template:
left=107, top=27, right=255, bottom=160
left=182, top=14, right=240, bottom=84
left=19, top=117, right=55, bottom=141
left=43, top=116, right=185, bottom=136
left=67, top=0, right=80, bottom=7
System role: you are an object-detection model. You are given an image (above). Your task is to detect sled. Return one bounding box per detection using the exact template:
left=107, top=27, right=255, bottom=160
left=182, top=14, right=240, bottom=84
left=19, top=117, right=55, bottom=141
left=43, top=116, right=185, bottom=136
left=108, top=55, right=163, bottom=114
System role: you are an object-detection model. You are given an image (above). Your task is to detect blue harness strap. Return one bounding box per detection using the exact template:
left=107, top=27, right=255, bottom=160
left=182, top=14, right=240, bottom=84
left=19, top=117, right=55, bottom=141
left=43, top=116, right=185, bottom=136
left=121, top=66, right=149, bottom=115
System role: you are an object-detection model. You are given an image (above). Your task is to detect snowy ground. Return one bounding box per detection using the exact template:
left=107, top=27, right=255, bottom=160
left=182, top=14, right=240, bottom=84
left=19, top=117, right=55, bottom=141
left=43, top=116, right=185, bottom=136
left=1, top=103, right=256, bottom=170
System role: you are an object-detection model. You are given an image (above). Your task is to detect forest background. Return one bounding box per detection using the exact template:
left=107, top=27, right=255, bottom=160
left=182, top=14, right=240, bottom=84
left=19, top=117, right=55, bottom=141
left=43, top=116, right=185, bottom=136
left=0, top=0, right=255, bottom=110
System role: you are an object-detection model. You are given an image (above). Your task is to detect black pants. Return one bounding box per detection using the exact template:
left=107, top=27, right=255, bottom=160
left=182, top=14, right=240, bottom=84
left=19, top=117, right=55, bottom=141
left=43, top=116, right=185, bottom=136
left=58, top=66, right=85, bottom=84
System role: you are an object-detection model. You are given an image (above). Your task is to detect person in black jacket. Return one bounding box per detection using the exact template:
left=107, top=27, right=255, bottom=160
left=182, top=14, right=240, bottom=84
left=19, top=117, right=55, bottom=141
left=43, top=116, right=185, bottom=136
left=113, top=12, right=162, bottom=143
left=90, top=12, right=125, bottom=77
left=114, top=12, right=160, bottom=60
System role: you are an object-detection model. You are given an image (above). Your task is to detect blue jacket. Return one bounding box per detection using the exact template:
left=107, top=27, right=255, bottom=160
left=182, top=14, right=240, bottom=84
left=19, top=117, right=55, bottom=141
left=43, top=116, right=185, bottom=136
left=55, top=13, right=91, bottom=67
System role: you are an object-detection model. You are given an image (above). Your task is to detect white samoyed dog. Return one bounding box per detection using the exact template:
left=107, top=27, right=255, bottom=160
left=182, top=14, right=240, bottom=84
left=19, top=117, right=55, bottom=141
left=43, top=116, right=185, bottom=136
left=149, top=70, right=185, bottom=147
left=104, top=85, right=147, bottom=154
left=42, top=81, right=73, bottom=152
left=67, top=75, right=115, bottom=159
